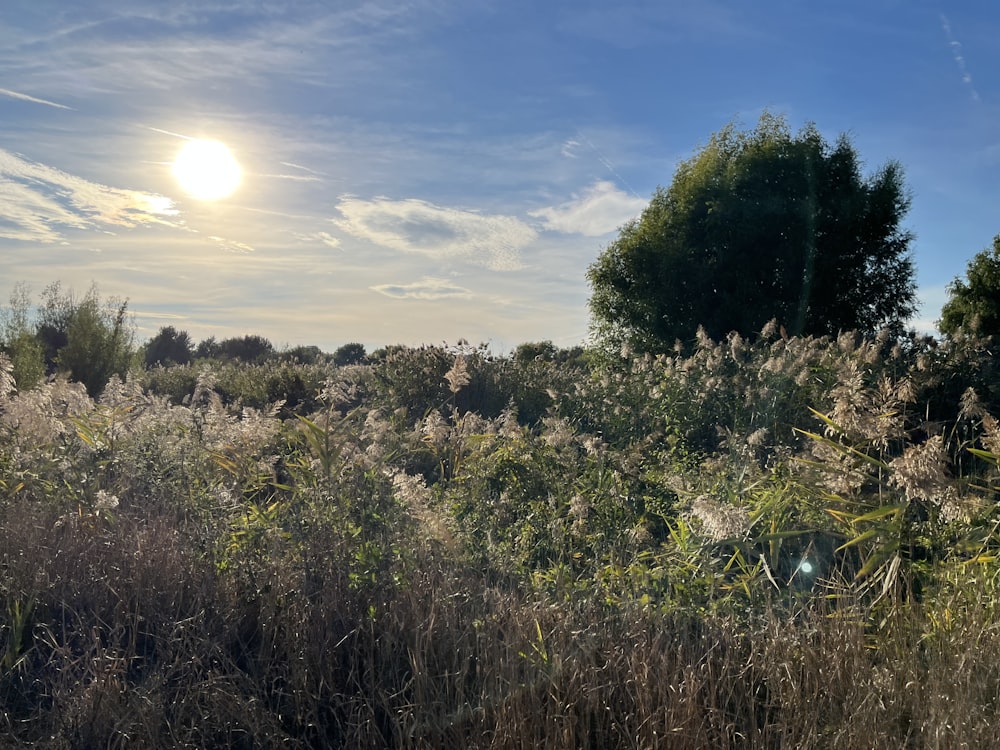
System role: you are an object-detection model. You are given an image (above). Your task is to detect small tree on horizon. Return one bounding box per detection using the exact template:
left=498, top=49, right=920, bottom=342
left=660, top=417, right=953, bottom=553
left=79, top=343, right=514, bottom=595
left=333, top=342, right=367, bottom=367
left=218, top=334, right=275, bottom=363
left=144, top=326, right=194, bottom=367
left=195, top=336, right=222, bottom=360
left=281, top=345, right=326, bottom=365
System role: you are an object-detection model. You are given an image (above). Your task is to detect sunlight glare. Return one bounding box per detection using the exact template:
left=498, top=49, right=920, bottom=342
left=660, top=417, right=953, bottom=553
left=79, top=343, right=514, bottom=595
left=172, top=139, right=242, bottom=200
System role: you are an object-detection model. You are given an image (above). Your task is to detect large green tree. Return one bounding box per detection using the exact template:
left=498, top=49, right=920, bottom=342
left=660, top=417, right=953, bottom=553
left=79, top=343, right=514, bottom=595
left=588, top=114, right=917, bottom=353
left=939, top=235, right=1000, bottom=337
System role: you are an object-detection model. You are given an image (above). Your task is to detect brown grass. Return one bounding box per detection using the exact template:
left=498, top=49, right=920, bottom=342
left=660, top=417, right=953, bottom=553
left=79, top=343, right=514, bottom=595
left=3, top=332, right=1000, bottom=748
left=3, top=500, right=1000, bottom=749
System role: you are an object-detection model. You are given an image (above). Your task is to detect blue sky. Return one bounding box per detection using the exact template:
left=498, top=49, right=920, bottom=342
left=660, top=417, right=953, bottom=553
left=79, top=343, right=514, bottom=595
left=1, top=1, right=997, bottom=352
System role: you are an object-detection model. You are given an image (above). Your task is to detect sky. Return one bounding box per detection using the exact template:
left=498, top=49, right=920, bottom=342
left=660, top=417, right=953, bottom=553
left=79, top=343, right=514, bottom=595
left=1, top=1, right=998, bottom=353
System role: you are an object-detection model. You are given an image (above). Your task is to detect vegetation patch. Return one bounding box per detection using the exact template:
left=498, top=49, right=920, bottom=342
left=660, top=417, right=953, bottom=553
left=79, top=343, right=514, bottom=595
left=1, top=321, right=1000, bottom=747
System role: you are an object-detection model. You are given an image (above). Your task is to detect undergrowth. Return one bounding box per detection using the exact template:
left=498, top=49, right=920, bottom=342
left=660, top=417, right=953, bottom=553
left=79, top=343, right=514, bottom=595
left=1, top=325, right=999, bottom=747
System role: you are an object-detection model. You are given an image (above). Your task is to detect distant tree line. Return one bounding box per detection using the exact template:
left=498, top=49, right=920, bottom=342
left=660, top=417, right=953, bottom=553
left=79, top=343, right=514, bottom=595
left=144, top=327, right=369, bottom=368
left=0, top=281, right=589, bottom=402
left=0, top=282, right=375, bottom=396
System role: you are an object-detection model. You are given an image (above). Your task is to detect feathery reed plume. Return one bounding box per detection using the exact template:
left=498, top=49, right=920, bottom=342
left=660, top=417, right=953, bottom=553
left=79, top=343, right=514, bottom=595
left=959, top=386, right=987, bottom=421
left=0, top=353, right=15, bottom=399
left=689, top=495, right=750, bottom=541
left=889, top=435, right=949, bottom=504
left=444, top=354, right=471, bottom=394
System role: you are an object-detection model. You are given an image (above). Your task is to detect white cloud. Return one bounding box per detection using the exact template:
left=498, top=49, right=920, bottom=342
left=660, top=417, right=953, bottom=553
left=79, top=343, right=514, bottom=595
left=529, top=180, right=646, bottom=237
left=334, top=196, right=535, bottom=271
left=371, top=277, right=473, bottom=300
left=0, top=148, right=178, bottom=243
left=561, top=138, right=581, bottom=158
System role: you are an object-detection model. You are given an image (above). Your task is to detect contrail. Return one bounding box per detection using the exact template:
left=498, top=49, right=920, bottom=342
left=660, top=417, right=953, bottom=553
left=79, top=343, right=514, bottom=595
left=144, top=125, right=195, bottom=140
left=261, top=173, right=323, bottom=182
left=940, top=14, right=981, bottom=103
left=280, top=161, right=326, bottom=176
left=575, top=130, right=643, bottom=199
left=0, top=87, right=74, bottom=110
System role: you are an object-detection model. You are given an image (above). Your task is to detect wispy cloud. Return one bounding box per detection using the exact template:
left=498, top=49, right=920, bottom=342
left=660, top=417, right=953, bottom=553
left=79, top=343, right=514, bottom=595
left=0, top=86, right=74, bottom=110
left=129, top=309, right=189, bottom=321
left=561, top=138, right=582, bottom=158
left=207, top=236, right=255, bottom=254
left=334, top=197, right=535, bottom=271
left=371, top=277, right=473, bottom=300
left=940, top=14, right=981, bottom=103
left=0, top=148, right=178, bottom=243
left=530, top=180, right=646, bottom=237
left=294, top=231, right=341, bottom=249
left=0, top=1, right=442, bottom=104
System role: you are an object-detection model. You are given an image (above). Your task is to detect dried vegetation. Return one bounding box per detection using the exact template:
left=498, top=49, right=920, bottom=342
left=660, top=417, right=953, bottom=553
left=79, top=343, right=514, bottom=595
left=2, top=326, right=1000, bottom=747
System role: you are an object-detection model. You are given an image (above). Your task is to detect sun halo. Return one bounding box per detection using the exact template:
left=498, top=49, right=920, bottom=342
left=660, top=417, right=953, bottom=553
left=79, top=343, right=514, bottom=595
left=172, top=139, right=243, bottom=201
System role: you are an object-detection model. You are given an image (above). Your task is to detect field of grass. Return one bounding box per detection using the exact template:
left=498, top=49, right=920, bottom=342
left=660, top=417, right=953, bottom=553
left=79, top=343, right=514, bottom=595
left=2, top=327, right=1000, bottom=748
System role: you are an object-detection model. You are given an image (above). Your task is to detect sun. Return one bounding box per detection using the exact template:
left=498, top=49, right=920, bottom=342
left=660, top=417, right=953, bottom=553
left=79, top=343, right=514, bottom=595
left=172, top=139, right=242, bottom=200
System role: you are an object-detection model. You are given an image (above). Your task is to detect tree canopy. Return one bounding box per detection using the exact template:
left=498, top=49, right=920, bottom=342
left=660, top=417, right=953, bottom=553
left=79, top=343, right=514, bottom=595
left=0, top=282, right=134, bottom=396
left=144, top=326, right=194, bottom=367
left=939, top=235, right=1000, bottom=338
left=333, top=342, right=367, bottom=367
left=217, top=334, right=276, bottom=363
left=588, top=113, right=918, bottom=353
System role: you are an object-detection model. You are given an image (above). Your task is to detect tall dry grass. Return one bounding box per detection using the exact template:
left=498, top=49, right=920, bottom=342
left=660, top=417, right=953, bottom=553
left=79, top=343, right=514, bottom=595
left=5, top=507, right=1000, bottom=749
left=1, top=329, right=1000, bottom=747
